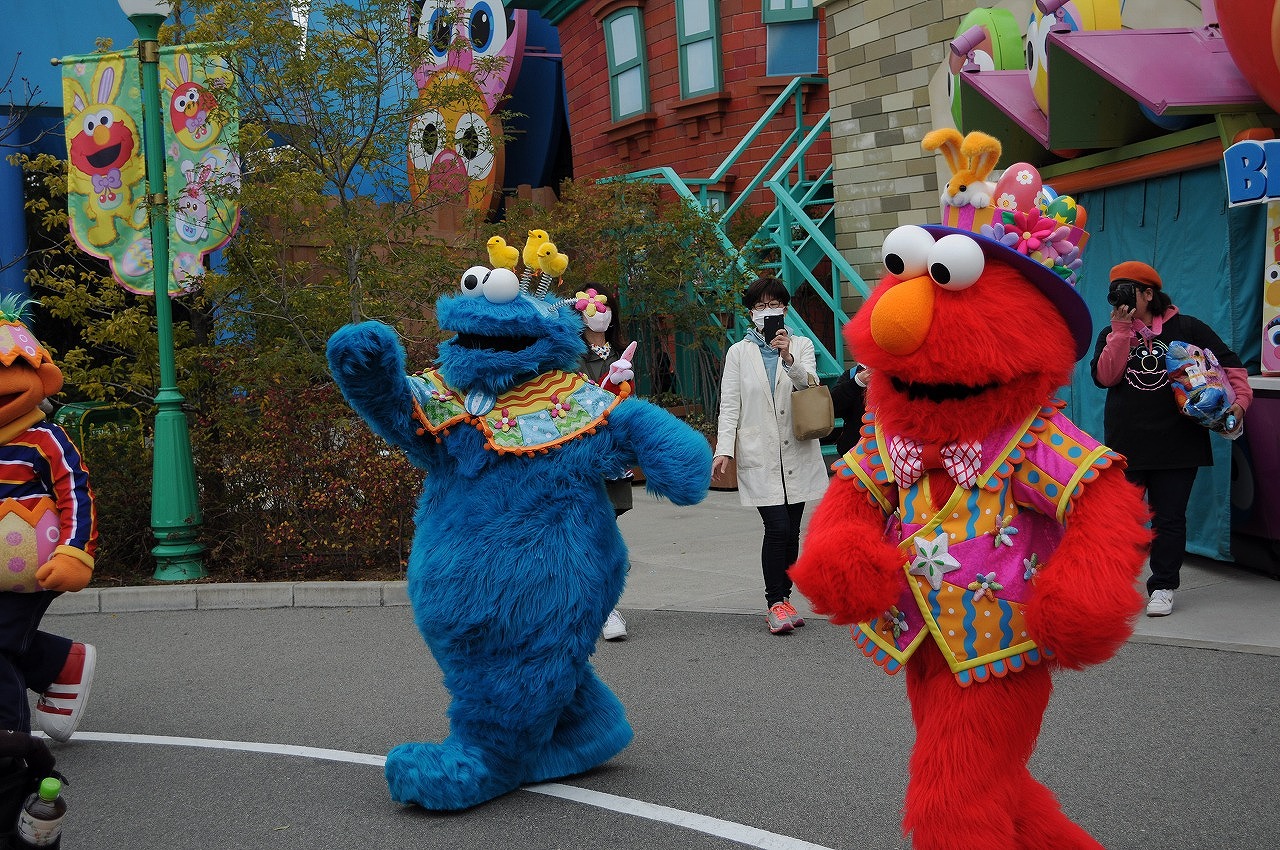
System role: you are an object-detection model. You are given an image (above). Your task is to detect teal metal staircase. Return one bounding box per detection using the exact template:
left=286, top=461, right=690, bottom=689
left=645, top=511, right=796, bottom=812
left=615, top=77, right=871, bottom=385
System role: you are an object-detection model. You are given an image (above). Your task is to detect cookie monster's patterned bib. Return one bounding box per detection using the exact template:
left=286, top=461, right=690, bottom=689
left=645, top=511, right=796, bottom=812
left=408, top=368, right=628, bottom=455
left=833, top=400, right=1123, bottom=686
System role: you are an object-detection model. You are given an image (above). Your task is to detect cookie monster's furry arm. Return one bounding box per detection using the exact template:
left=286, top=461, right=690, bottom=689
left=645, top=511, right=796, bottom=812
left=1022, top=466, right=1151, bottom=670
left=608, top=400, right=711, bottom=506
left=327, top=322, right=422, bottom=455
left=789, top=476, right=904, bottom=626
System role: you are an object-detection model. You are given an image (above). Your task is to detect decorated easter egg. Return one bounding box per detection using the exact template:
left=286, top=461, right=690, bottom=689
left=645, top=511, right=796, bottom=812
left=1041, top=192, right=1083, bottom=227
left=992, top=161, right=1041, bottom=213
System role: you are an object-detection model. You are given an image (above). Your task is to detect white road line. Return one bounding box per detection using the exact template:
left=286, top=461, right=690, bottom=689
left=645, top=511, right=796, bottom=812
left=49, top=732, right=837, bottom=850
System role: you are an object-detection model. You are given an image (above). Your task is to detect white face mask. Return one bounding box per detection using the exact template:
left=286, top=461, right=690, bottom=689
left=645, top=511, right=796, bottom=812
left=751, top=306, right=784, bottom=330
left=584, top=308, right=612, bottom=333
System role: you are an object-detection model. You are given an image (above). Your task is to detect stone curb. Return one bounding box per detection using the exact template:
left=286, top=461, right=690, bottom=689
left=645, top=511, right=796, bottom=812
left=46, top=581, right=412, bottom=615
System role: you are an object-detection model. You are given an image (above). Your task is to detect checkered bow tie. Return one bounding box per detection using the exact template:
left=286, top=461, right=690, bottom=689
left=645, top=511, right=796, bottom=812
left=886, top=436, right=983, bottom=489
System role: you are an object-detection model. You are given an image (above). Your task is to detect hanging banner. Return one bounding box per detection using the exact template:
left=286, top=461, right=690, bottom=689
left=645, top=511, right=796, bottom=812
left=62, top=44, right=240, bottom=296
left=1264, top=203, right=1280, bottom=375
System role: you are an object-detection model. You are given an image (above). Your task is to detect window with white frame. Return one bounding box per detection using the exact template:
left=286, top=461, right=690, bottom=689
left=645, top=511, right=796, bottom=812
left=677, top=0, right=721, bottom=99
left=604, top=8, right=649, bottom=121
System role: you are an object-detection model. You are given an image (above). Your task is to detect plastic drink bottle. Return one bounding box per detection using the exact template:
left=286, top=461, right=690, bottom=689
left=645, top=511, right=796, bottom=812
left=14, top=777, right=65, bottom=848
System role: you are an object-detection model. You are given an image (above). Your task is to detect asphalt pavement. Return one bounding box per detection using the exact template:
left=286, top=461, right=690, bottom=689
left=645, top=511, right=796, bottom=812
left=34, top=488, right=1280, bottom=850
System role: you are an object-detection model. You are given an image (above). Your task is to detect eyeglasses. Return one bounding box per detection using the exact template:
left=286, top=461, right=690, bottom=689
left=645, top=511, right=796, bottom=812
left=752, top=301, right=784, bottom=310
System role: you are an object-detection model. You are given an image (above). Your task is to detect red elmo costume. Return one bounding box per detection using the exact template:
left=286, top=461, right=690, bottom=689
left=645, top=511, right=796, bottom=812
left=791, top=165, right=1151, bottom=849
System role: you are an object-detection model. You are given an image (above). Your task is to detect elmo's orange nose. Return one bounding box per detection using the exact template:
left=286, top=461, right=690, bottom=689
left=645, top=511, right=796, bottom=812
left=870, top=276, right=935, bottom=355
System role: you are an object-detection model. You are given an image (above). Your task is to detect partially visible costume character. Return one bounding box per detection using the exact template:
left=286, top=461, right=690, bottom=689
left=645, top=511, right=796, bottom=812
left=0, top=298, right=98, bottom=743
left=328, top=257, right=710, bottom=811
left=790, top=142, right=1151, bottom=850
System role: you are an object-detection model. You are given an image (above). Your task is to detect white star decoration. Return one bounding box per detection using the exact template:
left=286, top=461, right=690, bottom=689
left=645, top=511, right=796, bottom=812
left=909, top=532, right=962, bottom=591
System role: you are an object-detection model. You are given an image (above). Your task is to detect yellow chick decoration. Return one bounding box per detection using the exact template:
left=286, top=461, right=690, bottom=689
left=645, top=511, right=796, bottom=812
left=522, top=229, right=550, bottom=271
left=536, top=241, right=569, bottom=279
left=486, top=236, right=520, bottom=270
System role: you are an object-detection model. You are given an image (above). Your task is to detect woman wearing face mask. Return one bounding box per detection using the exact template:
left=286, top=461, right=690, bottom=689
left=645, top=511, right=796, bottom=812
left=712, top=277, right=830, bottom=634
left=576, top=286, right=634, bottom=641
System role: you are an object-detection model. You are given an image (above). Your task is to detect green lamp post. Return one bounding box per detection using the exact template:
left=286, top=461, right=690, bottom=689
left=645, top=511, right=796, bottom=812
left=118, top=0, right=206, bottom=580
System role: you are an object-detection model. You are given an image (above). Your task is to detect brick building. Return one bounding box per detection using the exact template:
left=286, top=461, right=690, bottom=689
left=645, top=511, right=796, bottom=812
left=512, top=0, right=832, bottom=214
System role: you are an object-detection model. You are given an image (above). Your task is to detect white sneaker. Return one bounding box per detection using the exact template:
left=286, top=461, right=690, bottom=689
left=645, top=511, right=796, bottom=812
left=1146, top=589, right=1174, bottom=617
left=602, top=609, right=628, bottom=641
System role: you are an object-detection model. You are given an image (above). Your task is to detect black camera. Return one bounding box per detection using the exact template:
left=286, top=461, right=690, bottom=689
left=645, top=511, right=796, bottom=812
left=1106, top=282, right=1137, bottom=309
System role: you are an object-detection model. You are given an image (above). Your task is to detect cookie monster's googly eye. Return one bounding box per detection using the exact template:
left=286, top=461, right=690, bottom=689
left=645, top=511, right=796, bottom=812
left=482, top=267, right=520, bottom=303
left=881, top=226, right=935, bottom=280
left=927, top=234, right=984, bottom=290
left=460, top=265, right=489, bottom=298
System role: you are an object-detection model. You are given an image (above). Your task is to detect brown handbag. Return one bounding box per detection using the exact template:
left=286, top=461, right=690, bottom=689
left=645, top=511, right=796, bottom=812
left=791, top=374, right=834, bottom=441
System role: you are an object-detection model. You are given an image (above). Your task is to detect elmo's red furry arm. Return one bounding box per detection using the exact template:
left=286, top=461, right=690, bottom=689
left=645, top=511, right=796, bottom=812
left=790, top=477, right=904, bottom=626
left=1022, top=467, right=1151, bottom=669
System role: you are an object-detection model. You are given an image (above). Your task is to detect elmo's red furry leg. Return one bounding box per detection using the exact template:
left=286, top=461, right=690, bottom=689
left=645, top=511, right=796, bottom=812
left=903, top=643, right=1064, bottom=850
left=1013, top=776, right=1105, bottom=850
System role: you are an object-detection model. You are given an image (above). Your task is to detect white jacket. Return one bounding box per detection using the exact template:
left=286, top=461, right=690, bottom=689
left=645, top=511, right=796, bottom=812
left=714, top=333, right=831, bottom=507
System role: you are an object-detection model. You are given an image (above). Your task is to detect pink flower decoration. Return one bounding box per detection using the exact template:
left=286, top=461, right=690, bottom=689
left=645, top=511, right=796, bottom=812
left=1008, top=210, right=1056, bottom=257
left=549, top=394, right=570, bottom=418
left=495, top=407, right=516, bottom=432
left=574, top=288, right=607, bottom=316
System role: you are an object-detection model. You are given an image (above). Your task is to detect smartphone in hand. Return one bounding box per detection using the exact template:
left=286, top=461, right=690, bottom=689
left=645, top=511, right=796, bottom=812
left=762, top=314, right=785, bottom=343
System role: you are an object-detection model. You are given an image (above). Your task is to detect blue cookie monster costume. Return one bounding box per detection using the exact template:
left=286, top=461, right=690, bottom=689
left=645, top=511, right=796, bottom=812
left=327, top=265, right=711, bottom=811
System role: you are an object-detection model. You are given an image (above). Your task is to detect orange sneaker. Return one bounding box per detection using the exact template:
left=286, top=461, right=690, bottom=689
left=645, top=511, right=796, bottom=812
left=779, top=599, right=805, bottom=628
left=767, top=602, right=795, bottom=634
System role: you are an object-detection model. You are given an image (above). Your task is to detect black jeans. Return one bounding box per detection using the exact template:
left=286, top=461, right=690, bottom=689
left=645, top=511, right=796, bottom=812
left=0, top=591, right=69, bottom=733
left=1125, top=467, right=1199, bottom=594
left=757, top=502, right=806, bottom=606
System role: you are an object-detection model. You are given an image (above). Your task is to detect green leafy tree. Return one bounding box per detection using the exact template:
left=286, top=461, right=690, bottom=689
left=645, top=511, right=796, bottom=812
left=469, top=178, right=751, bottom=414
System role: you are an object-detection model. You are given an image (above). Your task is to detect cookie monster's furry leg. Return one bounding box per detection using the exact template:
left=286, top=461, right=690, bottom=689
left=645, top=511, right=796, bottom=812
left=608, top=400, right=711, bottom=505
left=386, top=651, right=589, bottom=811
left=326, top=321, right=421, bottom=452
left=902, top=642, right=1100, bottom=850
left=526, top=664, right=633, bottom=783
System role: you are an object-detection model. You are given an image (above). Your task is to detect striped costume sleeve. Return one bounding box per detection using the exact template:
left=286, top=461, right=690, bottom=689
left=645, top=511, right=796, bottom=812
left=29, top=424, right=98, bottom=564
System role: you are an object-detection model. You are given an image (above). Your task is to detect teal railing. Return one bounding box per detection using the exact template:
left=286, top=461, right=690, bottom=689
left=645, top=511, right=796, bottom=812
left=613, top=77, right=869, bottom=385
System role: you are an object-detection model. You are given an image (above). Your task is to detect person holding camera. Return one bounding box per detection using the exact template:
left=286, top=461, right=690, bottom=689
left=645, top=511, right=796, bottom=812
left=1090, top=261, right=1252, bottom=617
left=712, top=277, right=830, bottom=634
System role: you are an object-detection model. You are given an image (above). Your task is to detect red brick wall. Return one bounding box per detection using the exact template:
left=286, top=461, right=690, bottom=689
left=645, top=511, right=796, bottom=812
left=555, top=0, right=831, bottom=213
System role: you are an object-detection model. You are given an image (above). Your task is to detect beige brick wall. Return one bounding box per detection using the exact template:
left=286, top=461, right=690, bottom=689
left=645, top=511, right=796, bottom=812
left=819, top=0, right=962, bottom=301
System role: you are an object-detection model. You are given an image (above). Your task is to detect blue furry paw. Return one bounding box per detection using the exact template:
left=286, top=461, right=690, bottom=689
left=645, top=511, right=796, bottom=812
left=326, top=321, right=404, bottom=384
left=526, top=716, right=633, bottom=784
left=385, top=740, right=520, bottom=811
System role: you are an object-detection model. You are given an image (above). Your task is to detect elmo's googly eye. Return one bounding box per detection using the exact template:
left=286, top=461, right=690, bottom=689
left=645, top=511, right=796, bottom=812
left=927, top=234, right=984, bottom=290
left=882, top=226, right=936, bottom=280
left=1266, top=263, right=1280, bottom=285
left=460, top=265, right=489, bottom=297
left=482, top=267, right=520, bottom=303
